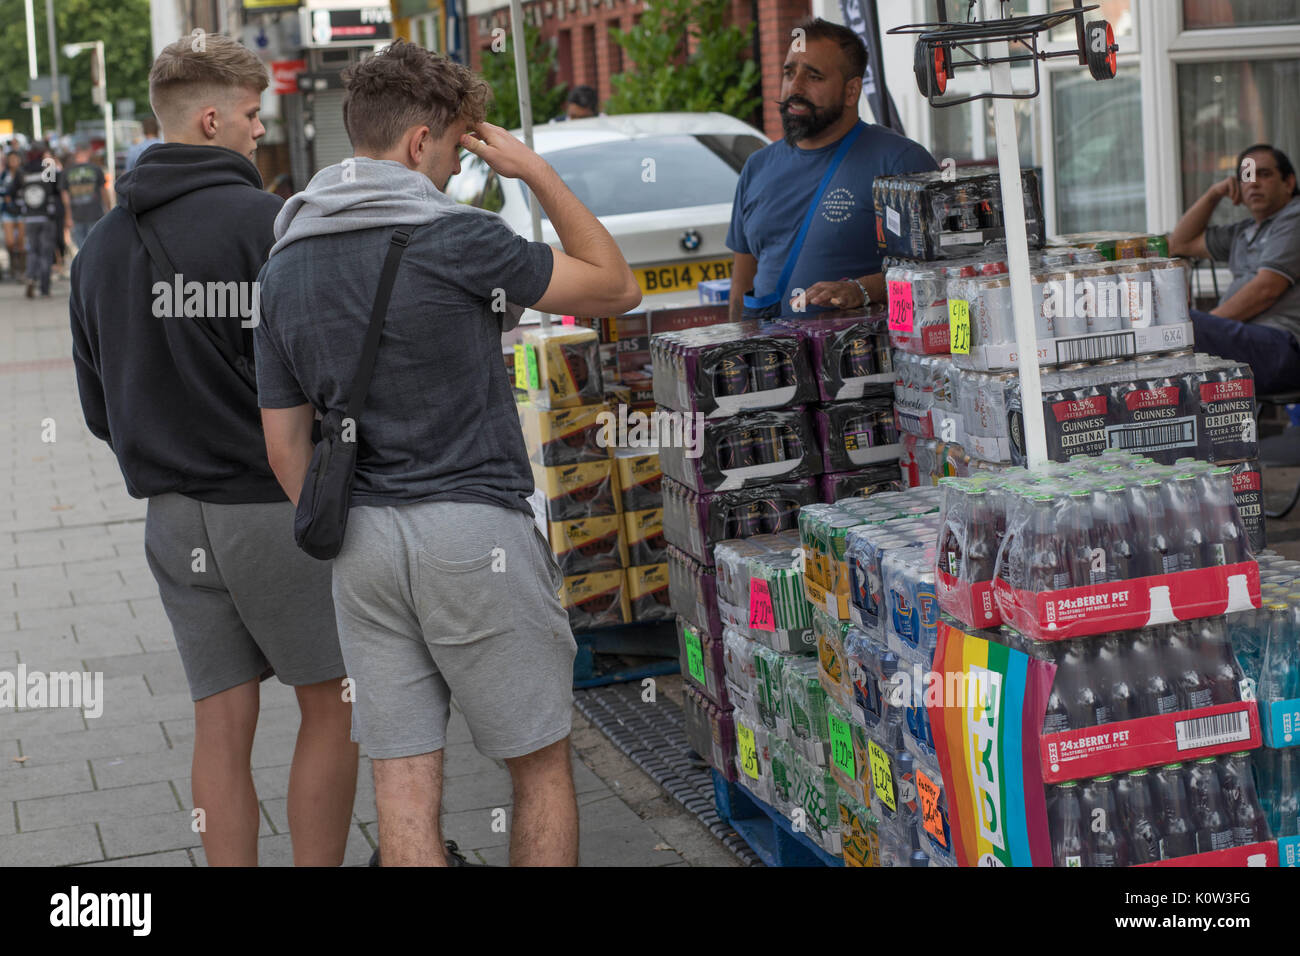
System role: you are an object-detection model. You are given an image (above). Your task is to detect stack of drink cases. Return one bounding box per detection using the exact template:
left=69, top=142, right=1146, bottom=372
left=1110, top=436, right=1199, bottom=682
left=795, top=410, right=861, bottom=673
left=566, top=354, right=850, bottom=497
left=517, top=324, right=671, bottom=628
left=654, top=318, right=912, bottom=791
left=936, top=448, right=1298, bottom=866
left=876, top=221, right=1263, bottom=552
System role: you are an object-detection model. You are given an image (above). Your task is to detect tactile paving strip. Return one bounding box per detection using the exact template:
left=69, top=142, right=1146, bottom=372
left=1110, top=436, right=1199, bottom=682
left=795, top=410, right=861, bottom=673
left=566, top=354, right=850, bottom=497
left=574, top=684, right=759, bottom=866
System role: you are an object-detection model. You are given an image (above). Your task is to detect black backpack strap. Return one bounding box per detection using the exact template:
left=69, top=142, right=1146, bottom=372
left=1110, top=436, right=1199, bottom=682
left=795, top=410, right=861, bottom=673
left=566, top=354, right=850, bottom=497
left=128, top=208, right=259, bottom=392
left=344, top=227, right=412, bottom=423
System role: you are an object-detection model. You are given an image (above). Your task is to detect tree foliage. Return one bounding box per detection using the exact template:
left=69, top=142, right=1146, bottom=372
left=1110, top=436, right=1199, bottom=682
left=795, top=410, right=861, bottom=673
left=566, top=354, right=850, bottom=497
left=605, top=0, right=761, bottom=123
left=479, top=22, right=567, bottom=130
left=0, top=0, right=153, bottom=140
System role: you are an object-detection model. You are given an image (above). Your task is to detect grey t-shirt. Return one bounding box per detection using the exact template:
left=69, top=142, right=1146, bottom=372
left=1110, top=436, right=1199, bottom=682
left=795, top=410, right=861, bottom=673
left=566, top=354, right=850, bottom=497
left=1205, top=196, right=1300, bottom=343
left=254, top=213, right=553, bottom=514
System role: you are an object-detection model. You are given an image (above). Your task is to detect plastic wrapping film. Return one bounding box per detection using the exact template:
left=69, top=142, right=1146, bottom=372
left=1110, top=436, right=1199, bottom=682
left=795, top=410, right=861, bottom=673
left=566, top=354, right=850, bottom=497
left=677, top=615, right=729, bottom=709
left=772, top=312, right=894, bottom=402
left=658, top=405, right=822, bottom=494
left=873, top=166, right=1044, bottom=261
left=819, top=465, right=906, bottom=502
left=812, top=398, right=900, bottom=473
left=650, top=320, right=816, bottom=418
left=519, top=400, right=612, bottom=466
left=530, top=458, right=619, bottom=521
left=626, top=563, right=672, bottom=622
left=520, top=324, right=604, bottom=409
left=893, top=353, right=1258, bottom=468
left=666, top=544, right=723, bottom=637
left=623, top=508, right=669, bottom=566
left=845, top=514, right=942, bottom=631
left=661, top=476, right=819, bottom=567
left=991, top=462, right=1258, bottom=640
left=714, top=531, right=816, bottom=654
left=614, top=448, right=663, bottom=511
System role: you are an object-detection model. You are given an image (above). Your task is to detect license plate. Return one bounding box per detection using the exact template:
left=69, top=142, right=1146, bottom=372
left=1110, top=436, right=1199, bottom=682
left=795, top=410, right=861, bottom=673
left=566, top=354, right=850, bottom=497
left=634, top=257, right=732, bottom=295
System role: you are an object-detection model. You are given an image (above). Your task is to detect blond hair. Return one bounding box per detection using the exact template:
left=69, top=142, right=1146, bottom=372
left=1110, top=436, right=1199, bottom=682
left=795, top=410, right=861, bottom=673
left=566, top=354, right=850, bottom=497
left=149, top=33, right=268, bottom=131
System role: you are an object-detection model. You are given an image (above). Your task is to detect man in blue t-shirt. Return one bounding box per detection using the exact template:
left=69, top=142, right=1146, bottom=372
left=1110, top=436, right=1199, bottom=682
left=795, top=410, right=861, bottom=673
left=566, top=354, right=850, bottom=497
left=727, top=17, right=938, bottom=321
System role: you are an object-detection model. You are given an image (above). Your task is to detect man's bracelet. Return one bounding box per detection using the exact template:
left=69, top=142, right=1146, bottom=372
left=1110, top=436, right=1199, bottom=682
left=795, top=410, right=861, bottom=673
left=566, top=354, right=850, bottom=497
left=840, top=277, right=870, bottom=308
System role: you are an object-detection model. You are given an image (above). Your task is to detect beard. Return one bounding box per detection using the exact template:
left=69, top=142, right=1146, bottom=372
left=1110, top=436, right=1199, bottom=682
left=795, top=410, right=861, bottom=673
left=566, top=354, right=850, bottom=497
left=779, top=94, right=845, bottom=146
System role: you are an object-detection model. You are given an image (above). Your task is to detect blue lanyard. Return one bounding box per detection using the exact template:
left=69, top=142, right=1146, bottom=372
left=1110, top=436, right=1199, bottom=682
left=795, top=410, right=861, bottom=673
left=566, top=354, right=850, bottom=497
left=743, top=122, right=864, bottom=312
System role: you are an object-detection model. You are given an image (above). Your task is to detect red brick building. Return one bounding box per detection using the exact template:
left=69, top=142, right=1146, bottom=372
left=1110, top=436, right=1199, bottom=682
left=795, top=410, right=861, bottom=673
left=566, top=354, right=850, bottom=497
left=465, top=0, right=812, bottom=140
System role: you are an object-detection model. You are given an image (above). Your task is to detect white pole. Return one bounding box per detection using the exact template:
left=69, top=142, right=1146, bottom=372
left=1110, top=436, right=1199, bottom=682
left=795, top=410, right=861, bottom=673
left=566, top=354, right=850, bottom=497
left=24, top=0, right=42, bottom=139
left=509, top=0, right=549, bottom=328
left=99, top=41, right=115, bottom=187
left=983, top=0, right=1048, bottom=468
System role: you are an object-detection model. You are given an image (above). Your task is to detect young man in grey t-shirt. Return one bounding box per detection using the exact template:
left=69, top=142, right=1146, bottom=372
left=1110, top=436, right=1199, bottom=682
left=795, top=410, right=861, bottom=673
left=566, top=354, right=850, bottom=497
left=256, top=40, right=640, bottom=866
left=1171, top=143, right=1300, bottom=393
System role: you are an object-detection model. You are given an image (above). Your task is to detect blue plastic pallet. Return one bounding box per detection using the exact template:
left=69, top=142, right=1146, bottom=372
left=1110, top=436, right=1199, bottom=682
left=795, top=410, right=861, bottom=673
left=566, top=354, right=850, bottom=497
left=572, top=619, right=680, bottom=688
left=711, top=769, right=843, bottom=867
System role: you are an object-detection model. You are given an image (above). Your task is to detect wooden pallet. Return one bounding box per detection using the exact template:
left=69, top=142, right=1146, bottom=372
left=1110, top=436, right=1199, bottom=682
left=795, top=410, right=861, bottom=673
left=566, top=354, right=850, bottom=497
left=711, top=769, right=843, bottom=867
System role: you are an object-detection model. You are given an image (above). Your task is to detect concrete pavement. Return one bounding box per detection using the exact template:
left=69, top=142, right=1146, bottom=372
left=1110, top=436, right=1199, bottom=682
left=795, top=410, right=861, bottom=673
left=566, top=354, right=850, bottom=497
left=0, top=276, right=737, bottom=867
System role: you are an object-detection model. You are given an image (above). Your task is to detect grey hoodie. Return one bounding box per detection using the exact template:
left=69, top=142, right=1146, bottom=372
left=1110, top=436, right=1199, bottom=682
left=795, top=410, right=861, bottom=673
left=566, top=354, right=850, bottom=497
left=270, top=157, right=526, bottom=326
left=253, top=157, right=554, bottom=512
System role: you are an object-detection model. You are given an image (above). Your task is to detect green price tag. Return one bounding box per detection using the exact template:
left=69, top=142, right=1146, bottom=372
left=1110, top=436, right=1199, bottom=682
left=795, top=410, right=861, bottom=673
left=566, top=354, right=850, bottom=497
left=737, top=724, right=759, bottom=780
left=684, top=626, right=706, bottom=686
left=513, top=343, right=527, bottom=390
left=828, top=713, right=854, bottom=778
left=868, top=740, right=896, bottom=812
left=524, top=344, right=540, bottom=390
left=949, top=299, right=971, bottom=354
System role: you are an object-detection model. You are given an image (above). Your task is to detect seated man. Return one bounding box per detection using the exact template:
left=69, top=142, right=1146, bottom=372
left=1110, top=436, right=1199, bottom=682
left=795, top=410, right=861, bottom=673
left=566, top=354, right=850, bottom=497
left=1170, top=143, right=1300, bottom=393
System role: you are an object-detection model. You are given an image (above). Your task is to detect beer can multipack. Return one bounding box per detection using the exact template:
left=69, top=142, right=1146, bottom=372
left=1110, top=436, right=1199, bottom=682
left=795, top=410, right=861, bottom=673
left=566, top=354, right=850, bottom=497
left=872, top=165, right=1045, bottom=261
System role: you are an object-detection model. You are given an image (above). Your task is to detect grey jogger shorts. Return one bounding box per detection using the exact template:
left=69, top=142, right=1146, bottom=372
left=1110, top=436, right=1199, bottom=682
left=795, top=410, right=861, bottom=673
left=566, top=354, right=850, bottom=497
left=145, top=493, right=346, bottom=701
left=331, top=500, right=576, bottom=761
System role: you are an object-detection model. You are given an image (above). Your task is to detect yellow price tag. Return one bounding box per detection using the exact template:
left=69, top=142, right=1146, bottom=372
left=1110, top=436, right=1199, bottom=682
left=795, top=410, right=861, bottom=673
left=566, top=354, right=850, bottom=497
left=868, top=740, right=895, bottom=813
left=737, top=724, right=759, bottom=780
left=949, top=299, right=971, bottom=355
left=513, top=343, right=527, bottom=390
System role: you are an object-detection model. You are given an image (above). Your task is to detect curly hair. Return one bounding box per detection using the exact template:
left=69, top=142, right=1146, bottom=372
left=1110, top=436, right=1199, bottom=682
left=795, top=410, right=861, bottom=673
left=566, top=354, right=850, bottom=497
left=342, top=40, right=491, bottom=152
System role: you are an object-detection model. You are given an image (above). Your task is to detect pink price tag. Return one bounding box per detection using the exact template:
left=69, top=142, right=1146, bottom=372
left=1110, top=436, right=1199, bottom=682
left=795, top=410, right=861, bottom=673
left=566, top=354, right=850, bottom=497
left=748, top=578, right=775, bottom=631
left=888, top=280, right=914, bottom=332
left=561, top=315, right=576, bottom=325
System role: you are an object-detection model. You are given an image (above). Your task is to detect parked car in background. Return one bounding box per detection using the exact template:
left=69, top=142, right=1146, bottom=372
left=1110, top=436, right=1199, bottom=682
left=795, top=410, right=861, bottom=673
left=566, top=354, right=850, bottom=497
left=444, top=112, right=769, bottom=317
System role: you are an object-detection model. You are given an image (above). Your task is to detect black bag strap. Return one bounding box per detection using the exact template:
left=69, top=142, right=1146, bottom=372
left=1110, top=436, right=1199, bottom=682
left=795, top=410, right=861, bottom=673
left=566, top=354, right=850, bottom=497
left=129, top=208, right=259, bottom=392
left=345, top=227, right=412, bottom=422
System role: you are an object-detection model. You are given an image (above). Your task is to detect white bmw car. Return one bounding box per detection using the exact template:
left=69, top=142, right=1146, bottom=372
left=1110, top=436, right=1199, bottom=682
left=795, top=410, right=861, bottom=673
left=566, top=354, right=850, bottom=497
left=443, top=112, right=770, bottom=316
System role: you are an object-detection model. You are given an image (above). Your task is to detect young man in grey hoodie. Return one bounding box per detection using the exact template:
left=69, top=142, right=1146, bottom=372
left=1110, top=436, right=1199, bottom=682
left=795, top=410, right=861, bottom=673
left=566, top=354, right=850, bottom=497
left=255, top=40, right=641, bottom=866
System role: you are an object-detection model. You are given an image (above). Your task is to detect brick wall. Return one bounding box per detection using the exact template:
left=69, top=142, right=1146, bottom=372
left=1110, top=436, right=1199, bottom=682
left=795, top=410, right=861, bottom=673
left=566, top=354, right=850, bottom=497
left=465, top=0, right=810, bottom=138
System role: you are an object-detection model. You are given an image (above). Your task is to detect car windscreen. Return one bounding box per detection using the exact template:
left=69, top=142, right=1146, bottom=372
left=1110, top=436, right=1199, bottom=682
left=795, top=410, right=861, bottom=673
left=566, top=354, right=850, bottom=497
left=527, top=133, right=765, bottom=219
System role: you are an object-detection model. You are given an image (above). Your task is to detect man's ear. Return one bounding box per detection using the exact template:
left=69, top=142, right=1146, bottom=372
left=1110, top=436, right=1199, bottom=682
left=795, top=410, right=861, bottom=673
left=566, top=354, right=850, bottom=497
left=846, top=75, right=864, bottom=106
left=200, top=106, right=219, bottom=141
left=409, top=126, right=431, bottom=168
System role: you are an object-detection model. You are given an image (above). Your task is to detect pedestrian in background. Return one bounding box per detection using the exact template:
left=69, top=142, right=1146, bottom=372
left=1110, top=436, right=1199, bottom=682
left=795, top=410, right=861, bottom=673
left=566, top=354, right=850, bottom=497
left=15, top=143, right=70, bottom=297
left=124, top=115, right=163, bottom=172
left=66, top=142, right=112, bottom=251
left=69, top=34, right=358, bottom=867
left=1, top=150, right=26, bottom=280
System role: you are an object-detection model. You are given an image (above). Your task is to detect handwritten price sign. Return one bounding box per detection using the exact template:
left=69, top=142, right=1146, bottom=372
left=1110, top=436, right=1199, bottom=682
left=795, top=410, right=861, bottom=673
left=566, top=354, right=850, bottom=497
left=737, top=724, right=759, bottom=780
left=917, top=769, right=946, bottom=847
left=684, top=626, right=706, bottom=685
left=748, top=578, right=775, bottom=631
left=949, top=299, right=971, bottom=354
left=887, top=281, right=914, bottom=332
left=868, top=740, right=895, bottom=813
left=828, top=713, right=854, bottom=778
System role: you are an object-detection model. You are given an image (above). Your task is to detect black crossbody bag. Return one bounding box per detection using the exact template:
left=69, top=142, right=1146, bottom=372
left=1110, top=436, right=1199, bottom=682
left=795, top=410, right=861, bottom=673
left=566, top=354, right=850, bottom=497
left=294, top=227, right=412, bottom=560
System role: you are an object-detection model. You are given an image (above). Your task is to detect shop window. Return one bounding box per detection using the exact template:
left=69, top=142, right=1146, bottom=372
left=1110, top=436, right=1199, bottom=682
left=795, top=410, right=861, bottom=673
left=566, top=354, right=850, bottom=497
left=1177, top=58, right=1300, bottom=229
left=1052, top=68, right=1145, bottom=234
left=1183, top=0, right=1300, bottom=30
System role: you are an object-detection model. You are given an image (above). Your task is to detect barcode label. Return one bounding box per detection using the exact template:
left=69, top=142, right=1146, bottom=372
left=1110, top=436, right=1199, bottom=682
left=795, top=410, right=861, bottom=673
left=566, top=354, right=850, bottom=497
left=1106, top=417, right=1197, bottom=453
left=1175, top=709, right=1251, bottom=751
left=1054, top=331, right=1137, bottom=364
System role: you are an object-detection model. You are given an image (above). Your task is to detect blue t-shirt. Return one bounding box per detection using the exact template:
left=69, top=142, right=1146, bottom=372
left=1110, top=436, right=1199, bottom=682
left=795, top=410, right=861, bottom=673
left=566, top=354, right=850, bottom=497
left=726, top=121, right=938, bottom=316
